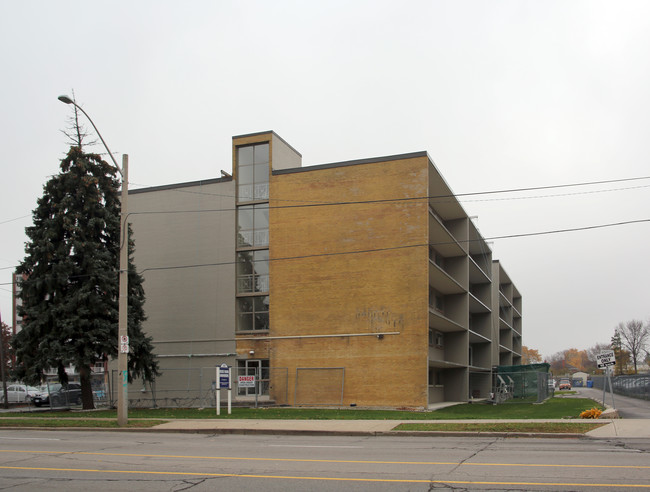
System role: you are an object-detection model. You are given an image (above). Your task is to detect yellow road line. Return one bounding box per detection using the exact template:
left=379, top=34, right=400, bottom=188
left=1, top=449, right=650, bottom=469
left=0, top=465, right=649, bottom=487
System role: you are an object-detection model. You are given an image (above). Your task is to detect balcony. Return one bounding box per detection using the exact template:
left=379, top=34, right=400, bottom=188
left=469, top=255, right=491, bottom=284
left=468, top=291, right=490, bottom=314
left=429, top=260, right=465, bottom=295
left=429, top=307, right=464, bottom=333
left=428, top=210, right=465, bottom=257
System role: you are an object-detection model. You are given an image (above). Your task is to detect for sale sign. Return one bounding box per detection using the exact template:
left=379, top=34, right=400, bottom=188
left=597, top=350, right=616, bottom=369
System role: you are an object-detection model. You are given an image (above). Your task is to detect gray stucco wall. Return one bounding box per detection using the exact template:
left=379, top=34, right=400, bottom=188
left=271, top=133, right=302, bottom=171
left=115, top=178, right=237, bottom=400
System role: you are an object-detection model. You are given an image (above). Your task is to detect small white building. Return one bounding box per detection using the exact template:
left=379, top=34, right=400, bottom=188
left=572, top=372, right=589, bottom=387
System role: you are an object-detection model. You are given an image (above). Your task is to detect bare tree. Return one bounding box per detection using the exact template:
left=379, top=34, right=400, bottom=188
left=615, top=320, right=650, bottom=374
left=586, top=342, right=613, bottom=372
left=60, top=90, right=97, bottom=150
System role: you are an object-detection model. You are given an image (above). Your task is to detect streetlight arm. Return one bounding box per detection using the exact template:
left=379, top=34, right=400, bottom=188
left=56, top=94, right=130, bottom=426
left=57, top=95, right=123, bottom=177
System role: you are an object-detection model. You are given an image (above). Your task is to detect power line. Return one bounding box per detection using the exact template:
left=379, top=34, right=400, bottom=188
left=4, top=175, right=649, bottom=225
left=97, top=218, right=650, bottom=275
left=2, top=217, right=647, bottom=285
left=461, top=184, right=650, bottom=203
left=0, top=215, right=31, bottom=226
left=129, top=173, right=650, bottom=207
left=454, top=175, right=650, bottom=198
left=124, top=182, right=650, bottom=217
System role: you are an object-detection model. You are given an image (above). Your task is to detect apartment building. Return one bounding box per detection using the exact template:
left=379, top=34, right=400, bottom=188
left=124, top=131, right=522, bottom=407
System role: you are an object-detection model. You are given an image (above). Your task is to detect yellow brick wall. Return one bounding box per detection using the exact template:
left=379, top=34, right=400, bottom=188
left=269, top=156, right=430, bottom=407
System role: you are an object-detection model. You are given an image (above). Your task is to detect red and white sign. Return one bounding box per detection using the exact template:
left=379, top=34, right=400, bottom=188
left=238, top=375, right=255, bottom=388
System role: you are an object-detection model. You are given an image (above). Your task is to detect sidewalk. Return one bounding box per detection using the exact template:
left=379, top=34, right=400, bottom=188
left=148, top=387, right=650, bottom=438
left=149, top=417, right=650, bottom=439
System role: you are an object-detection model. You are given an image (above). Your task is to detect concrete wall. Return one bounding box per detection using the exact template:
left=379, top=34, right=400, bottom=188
left=271, top=133, right=302, bottom=171
left=121, top=178, right=237, bottom=391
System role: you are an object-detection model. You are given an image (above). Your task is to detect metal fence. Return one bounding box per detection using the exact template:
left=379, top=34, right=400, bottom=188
left=591, top=374, right=650, bottom=401
left=104, top=366, right=289, bottom=409
left=20, top=378, right=110, bottom=411
left=492, top=370, right=552, bottom=404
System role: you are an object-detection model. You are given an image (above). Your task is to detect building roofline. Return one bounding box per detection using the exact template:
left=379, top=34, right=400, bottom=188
left=272, top=150, right=428, bottom=175
left=232, top=130, right=302, bottom=158
left=129, top=176, right=232, bottom=195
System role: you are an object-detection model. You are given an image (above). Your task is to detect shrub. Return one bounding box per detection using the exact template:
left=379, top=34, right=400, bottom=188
left=580, top=408, right=602, bottom=419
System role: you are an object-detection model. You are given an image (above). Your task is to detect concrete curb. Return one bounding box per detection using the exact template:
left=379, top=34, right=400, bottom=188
left=600, top=408, right=619, bottom=419
left=0, top=425, right=588, bottom=439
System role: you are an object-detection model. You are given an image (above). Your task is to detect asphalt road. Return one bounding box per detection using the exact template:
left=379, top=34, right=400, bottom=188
left=0, top=430, right=649, bottom=491
left=575, top=386, right=650, bottom=419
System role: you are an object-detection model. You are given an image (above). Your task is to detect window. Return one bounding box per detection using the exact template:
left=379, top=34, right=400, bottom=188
left=429, top=287, right=444, bottom=313
left=428, top=368, right=443, bottom=386
left=429, top=329, right=443, bottom=348
left=236, top=296, right=270, bottom=331
left=435, top=295, right=444, bottom=312
left=236, top=250, right=269, bottom=293
left=237, top=204, right=269, bottom=248
left=436, top=331, right=444, bottom=347
left=237, top=143, right=269, bottom=202
left=429, top=247, right=445, bottom=269
left=236, top=142, right=271, bottom=331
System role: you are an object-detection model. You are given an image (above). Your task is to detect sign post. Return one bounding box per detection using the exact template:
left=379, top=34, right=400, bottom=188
left=597, top=350, right=616, bottom=410
left=216, top=363, right=232, bottom=416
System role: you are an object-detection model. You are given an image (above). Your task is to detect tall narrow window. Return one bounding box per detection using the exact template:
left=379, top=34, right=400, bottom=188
left=235, top=142, right=271, bottom=333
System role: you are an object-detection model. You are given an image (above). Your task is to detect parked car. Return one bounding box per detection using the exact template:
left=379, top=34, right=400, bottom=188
left=558, top=379, right=572, bottom=390
left=32, top=383, right=82, bottom=407
left=0, top=384, right=40, bottom=403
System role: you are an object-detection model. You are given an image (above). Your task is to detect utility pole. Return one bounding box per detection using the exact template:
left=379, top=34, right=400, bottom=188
left=58, top=95, right=129, bottom=425
left=0, top=313, right=8, bottom=409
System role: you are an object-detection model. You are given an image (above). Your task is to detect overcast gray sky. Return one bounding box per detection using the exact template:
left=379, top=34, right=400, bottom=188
left=1, top=1, right=648, bottom=359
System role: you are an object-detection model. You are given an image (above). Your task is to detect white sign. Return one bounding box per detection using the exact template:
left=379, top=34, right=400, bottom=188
left=119, top=335, right=130, bottom=354
left=597, top=350, right=616, bottom=368
left=238, top=375, right=256, bottom=388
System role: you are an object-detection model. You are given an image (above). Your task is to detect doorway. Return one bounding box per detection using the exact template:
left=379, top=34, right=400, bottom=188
left=237, top=359, right=269, bottom=397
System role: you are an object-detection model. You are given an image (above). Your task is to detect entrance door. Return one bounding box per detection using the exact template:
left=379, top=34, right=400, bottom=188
left=237, top=359, right=269, bottom=397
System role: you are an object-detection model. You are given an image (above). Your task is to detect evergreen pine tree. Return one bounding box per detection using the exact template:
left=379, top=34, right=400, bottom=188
left=14, top=146, right=159, bottom=409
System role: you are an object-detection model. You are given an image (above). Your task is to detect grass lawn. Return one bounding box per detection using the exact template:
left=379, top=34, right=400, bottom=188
left=2, top=397, right=602, bottom=421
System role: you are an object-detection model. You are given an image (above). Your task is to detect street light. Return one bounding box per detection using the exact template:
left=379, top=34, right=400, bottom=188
left=57, top=95, right=129, bottom=426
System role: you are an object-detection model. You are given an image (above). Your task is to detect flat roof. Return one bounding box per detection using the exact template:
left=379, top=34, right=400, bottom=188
left=129, top=176, right=232, bottom=195
left=272, top=151, right=428, bottom=175
left=232, top=130, right=302, bottom=158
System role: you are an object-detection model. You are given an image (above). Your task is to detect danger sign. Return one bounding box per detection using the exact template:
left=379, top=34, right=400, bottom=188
left=238, top=375, right=256, bottom=388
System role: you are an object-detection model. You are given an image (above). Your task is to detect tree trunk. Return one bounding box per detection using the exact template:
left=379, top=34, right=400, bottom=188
left=79, top=365, right=95, bottom=410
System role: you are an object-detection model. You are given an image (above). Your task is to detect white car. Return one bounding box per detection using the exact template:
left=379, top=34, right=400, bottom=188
left=0, top=384, right=40, bottom=403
